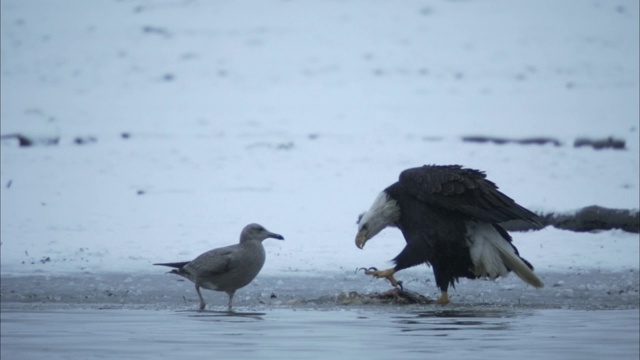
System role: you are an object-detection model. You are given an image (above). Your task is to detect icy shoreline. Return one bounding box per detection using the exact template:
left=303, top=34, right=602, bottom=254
left=2, top=269, right=638, bottom=312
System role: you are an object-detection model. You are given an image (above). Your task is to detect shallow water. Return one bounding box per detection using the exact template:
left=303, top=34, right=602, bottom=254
left=2, top=308, right=638, bottom=360
left=2, top=271, right=638, bottom=359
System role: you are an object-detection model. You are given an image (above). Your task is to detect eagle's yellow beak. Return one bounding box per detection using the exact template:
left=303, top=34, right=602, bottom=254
left=355, top=230, right=368, bottom=249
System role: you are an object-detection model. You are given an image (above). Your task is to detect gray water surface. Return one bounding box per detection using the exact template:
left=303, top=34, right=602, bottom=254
left=1, top=271, right=638, bottom=359
left=2, top=308, right=638, bottom=360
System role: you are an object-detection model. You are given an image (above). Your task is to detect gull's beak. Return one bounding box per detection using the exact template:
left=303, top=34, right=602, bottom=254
left=269, top=232, right=285, bottom=241
left=355, top=230, right=368, bottom=249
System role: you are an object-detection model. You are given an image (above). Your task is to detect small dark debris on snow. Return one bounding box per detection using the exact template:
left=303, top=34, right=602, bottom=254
left=0, top=133, right=59, bottom=147
left=1, top=133, right=101, bottom=147
left=276, top=142, right=294, bottom=150
left=74, top=136, right=97, bottom=145
left=246, top=142, right=295, bottom=150
left=142, top=26, right=171, bottom=38
left=574, top=137, right=626, bottom=150
left=462, top=135, right=562, bottom=147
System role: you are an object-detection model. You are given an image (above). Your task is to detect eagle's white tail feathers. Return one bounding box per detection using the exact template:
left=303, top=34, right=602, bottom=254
left=467, top=222, right=544, bottom=288
left=495, top=244, right=544, bottom=288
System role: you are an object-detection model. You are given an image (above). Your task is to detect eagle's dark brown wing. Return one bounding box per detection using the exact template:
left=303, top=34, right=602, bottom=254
left=396, top=165, right=541, bottom=226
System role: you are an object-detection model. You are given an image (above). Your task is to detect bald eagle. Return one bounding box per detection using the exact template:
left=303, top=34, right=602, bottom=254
left=355, top=165, right=543, bottom=304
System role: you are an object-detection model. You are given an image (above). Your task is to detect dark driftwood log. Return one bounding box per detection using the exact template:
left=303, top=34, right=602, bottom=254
left=462, top=135, right=627, bottom=150
left=0, top=133, right=60, bottom=147
left=1, top=133, right=35, bottom=147
left=547, top=206, right=639, bottom=233
left=462, top=136, right=562, bottom=147
left=501, top=205, right=639, bottom=233
left=574, top=137, right=626, bottom=150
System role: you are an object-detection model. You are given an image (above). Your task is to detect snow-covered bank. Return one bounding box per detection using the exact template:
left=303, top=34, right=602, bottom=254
left=1, top=269, right=638, bottom=311
left=1, top=0, right=638, bottom=278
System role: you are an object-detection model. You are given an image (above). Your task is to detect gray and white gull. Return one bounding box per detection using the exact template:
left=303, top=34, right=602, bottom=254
left=154, top=223, right=284, bottom=311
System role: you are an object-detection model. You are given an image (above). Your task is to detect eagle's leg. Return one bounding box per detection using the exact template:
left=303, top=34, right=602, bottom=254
left=433, top=267, right=451, bottom=305
left=364, top=268, right=399, bottom=287
left=436, top=291, right=450, bottom=305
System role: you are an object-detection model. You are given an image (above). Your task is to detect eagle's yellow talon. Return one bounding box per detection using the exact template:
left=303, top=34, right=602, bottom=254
left=436, top=291, right=450, bottom=305
left=363, top=268, right=399, bottom=287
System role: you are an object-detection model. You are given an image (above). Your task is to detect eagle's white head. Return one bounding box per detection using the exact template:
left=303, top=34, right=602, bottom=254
left=355, top=191, right=400, bottom=249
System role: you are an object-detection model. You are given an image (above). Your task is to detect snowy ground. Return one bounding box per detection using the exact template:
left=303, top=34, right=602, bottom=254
left=2, top=1, right=638, bottom=358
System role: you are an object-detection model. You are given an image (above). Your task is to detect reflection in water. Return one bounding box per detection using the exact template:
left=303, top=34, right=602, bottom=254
left=179, top=309, right=266, bottom=321
left=411, top=309, right=521, bottom=318
left=390, top=309, right=524, bottom=333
